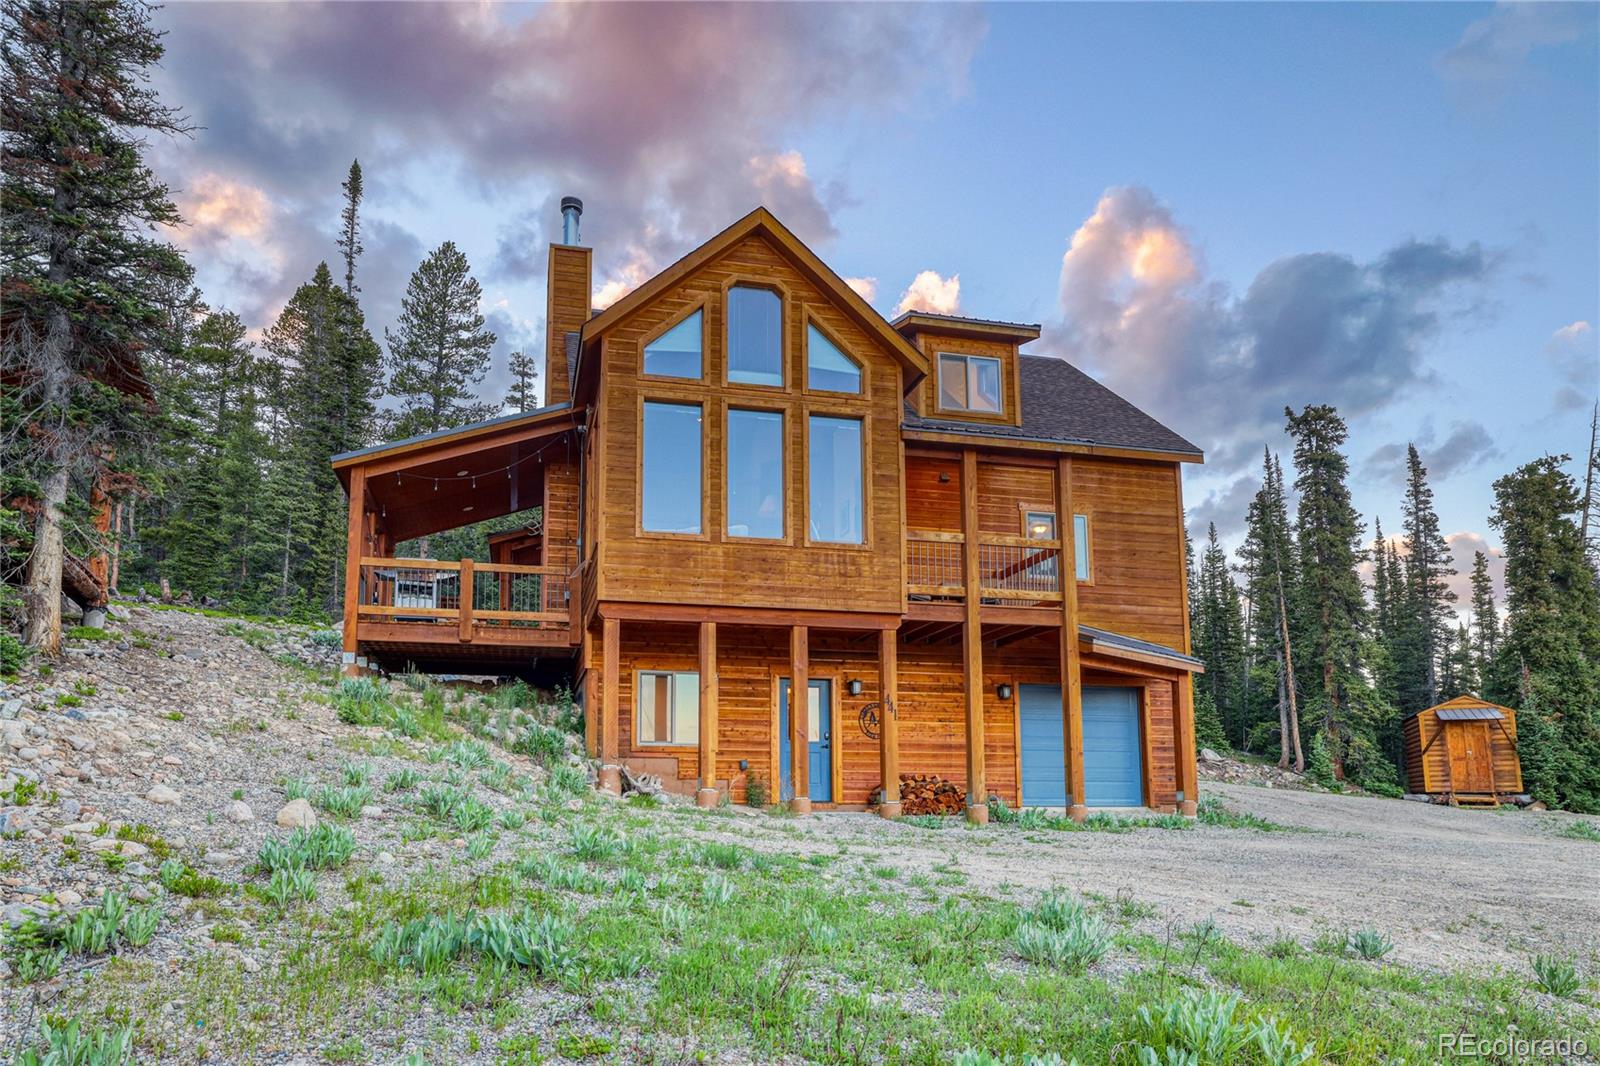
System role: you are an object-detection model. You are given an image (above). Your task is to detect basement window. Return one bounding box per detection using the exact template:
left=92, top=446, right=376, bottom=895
left=938, top=353, right=1002, bottom=413
left=643, top=309, right=702, bottom=378
left=636, top=670, right=699, bottom=746
left=727, top=286, right=783, bottom=386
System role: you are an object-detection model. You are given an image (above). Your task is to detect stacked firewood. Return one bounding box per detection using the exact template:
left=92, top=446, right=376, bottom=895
left=879, top=773, right=967, bottom=815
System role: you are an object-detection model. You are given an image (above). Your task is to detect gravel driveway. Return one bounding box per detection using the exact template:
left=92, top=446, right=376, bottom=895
left=693, top=782, right=1600, bottom=974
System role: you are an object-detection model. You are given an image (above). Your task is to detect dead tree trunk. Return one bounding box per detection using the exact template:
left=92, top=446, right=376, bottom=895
left=22, top=462, right=70, bottom=656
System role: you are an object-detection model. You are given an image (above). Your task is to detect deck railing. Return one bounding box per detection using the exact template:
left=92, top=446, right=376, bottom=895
left=356, top=557, right=573, bottom=637
left=905, top=530, right=1062, bottom=604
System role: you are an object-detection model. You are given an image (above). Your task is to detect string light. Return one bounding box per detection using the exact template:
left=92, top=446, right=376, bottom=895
left=380, top=436, right=565, bottom=488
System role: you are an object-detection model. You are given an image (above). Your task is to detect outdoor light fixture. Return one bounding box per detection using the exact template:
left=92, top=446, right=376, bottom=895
left=847, top=678, right=863, bottom=697
left=997, top=683, right=1013, bottom=701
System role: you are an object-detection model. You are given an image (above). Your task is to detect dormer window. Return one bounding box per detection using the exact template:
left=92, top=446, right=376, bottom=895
left=643, top=309, right=702, bottom=379
left=727, top=285, right=783, bottom=386
left=938, top=353, right=1002, bottom=414
left=806, top=323, right=860, bottom=393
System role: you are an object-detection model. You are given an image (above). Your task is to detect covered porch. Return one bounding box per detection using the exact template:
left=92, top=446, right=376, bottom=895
left=332, top=404, right=584, bottom=676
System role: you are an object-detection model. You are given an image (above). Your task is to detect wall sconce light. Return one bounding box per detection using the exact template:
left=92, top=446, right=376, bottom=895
left=997, top=683, right=1013, bottom=701
left=937, top=472, right=952, bottom=483
left=846, top=678, right=863, bottom=697
left=738, top=759, right=749, bottom=772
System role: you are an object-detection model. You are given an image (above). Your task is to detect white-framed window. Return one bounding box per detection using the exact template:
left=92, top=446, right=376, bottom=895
left=727, top=408, right=784, bottom=539
left=636, top=670, right=699, bottom=746
left=938, top=353, right=1002, bottom=413
left=1024, top=510, right=1059, bottom=582
left=643, top=309, right=702, bottom=378
left=1074, top=513, right=1091, bottom=581
left=727, top=285, right=783, bottom=386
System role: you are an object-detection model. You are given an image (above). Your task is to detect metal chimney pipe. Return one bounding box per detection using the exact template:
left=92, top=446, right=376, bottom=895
left=560, top=196, right=583, bottom=245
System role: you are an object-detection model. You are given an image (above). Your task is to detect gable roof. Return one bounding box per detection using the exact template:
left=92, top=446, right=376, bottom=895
left=572, top=207, right=929, bottom=402
left=904, top=354, right=1203, bottom=460
left=1405, top=693, right=1517, bottom=721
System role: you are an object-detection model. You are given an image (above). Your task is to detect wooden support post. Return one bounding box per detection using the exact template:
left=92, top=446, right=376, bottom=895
left=341, top=467, right=366, bottom=677
left=697, top=621, right=720, bottom=808
left=878, top=628, right=901, bottom=819
left=580, top=626, right=596, bottom=758
left=598, top=616, right=621, bottom=795
left=1057, top=457, right=1087, bottom=822
left=789, top=624, right=811, bottom=813
left=458, top=558, right=475, bottom=643
left=960, top=449, right=988, bottom=824
left=1175, top=677, right=1199, bottom=816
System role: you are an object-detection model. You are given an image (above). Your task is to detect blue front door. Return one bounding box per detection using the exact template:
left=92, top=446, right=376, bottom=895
left=1018, top=684, right=1067, bottom=807
left=778, top=679, right=832, bottom=803
left=1082, top=686, right=1143, bottom=807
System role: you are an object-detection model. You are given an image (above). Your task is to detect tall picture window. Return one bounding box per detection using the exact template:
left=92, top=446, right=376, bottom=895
left=727, top=409, right=784, bottom=539
left=808, top=415, right=863, bottom=544
left=727, top=286, right=783, bottom=386
left=641, top=402, right=702, bottom=534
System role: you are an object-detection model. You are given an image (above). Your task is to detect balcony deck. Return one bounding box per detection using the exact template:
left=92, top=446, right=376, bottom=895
left=353, top=557, right=579, bottom=673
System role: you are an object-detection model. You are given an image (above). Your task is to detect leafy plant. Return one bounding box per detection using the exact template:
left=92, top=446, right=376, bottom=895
left=314, top=783, right=373, bottom=819
left=744, top=772, right=770, bottom=808
left=452, top=796, right=496, bottom=834
left=1348, top=927, right=1393, bottom=960
left=512, top=721, right=566, bottom=767
left=340, top=759, right=371, bottom=786
left=11, top=1016, right=135, bottom=1066
left=701, top=872, right=736, bottom=906
left=567, top=822, right=625, bottom=861
left=63, top=893, right=128, bottom=955
left=1013, top=890, right=1110, bottom=972
left=547, top=763, right=588, bottom=796
left=121, top=904, right=163, bottom=947
left=1532, top=953, right=1581, bottom=997
left=257, top=824, right=356, bottom=872
left=385, top=767, right=422, bottom=792
left=264, top=866, right=318, bottom=907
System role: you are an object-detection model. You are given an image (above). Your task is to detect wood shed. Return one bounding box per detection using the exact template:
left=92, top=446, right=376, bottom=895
left=1402, top=695, right=1523, bottom=807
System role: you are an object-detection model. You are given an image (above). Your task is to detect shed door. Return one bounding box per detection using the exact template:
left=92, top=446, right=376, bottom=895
left=1082, top=687, right=1144, bottom=807
left=1018, top=684, right=1067, bottom=807
left=1447, top=721, right=1494, bottom=793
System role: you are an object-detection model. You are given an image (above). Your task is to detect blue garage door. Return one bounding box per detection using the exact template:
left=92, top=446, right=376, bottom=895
left=1018, top=684, right=1066, bottom=807
left=1082, top=687, right=1143, bottom=807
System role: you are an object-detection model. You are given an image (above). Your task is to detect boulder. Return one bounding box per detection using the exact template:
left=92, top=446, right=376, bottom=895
left=145, top=784, right=181, bottom=805
left=275, top=798, right=317, bottom=829
left=224, top=800, right=254, bottom=824
left=1199, top=747, right=1224, bottom=764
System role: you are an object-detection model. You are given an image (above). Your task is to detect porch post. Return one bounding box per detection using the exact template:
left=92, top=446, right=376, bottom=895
left=961, top=448, right=988, bottom=824
left=877, top=627, right=901, bottom=819
left=341, top=467, right=366, bottom=678
left=789, top=624, right=811, bottom=813
left=696, top=621, right=720, bottom=808
left=457, top=558, right=475, bottom=643
left=1175, top=677, right=1199, bottom=816
left=1057, top=457, right=1087, bottom=821
left=580, top=627, right=597, bottom=758
left=598, top=615, right=621, bottom=795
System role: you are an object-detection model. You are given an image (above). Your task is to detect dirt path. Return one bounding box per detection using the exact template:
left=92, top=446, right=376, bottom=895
left=684, top=782, right=1600, bottom=974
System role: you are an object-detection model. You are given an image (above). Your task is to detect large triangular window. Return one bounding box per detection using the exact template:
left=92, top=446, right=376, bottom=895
left=806, top=323, right=861, bottom=393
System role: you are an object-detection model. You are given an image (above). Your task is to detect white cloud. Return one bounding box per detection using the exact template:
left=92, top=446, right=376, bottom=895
left=896, top=270, right=960, bottom=315
left=1438, top=2, right=1593, bottom=97
left=844, top=276, right=878, bottom=303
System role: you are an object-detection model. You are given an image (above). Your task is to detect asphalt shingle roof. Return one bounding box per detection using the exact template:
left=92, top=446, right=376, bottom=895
left=904, top=354, right=1202, bottom=459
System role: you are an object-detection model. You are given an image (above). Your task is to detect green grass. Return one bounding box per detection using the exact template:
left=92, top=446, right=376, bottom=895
left=1556, top=819, right=1600, bottom=842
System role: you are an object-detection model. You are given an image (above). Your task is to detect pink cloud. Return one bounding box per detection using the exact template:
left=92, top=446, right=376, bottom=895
left=896, top=270, right=961, bottom=315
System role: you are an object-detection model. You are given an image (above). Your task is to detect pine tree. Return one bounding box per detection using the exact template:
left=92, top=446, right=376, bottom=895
left=1468, top=550, right=1499, bottom=684
left=1237, top=449, right=1303, bottom=769
left=1487, top=456, right=1600, bottom=810
left=1192, top=523, right=1247, bottom=749
left=338, top=160, right=363, bottom=297
left=1399, top=444, right=1455, bottom=708
left=506, top=349, right=539, bottom=413
left=2, top=0, right=196, bottom=653
left=1284, top=405, right=1368, bottom=778
left=385, top=241, right=497, bottom=439
left=265, top=262, right=381, bottom=614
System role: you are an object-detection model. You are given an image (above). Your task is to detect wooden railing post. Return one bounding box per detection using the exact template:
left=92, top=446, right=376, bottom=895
left=696, top=621, right=719, bottom=808
left=960, top=449, right=988, bottom=824
left=878, top=628, right=901, bottom=819
left=458, top=558, right=474, bottom=643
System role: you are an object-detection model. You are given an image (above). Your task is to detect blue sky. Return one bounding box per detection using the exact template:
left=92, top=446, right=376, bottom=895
left=148, top=2, right=1598, bottom=605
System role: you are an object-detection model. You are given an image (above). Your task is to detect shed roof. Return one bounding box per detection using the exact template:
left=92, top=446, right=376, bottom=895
left=1435, top=706, right=1505, bottom=721
left=904, top=354, right=1203, bottom=460
left=1405, top=693, right=1517, bottom=721
left=1079, top=625, right=1204, bottom=672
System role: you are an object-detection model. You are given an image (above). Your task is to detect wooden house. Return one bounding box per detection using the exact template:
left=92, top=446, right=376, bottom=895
left=332, top=199, right=1206, bottom=820
left=1402, top=695, right=1523, bottom=807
